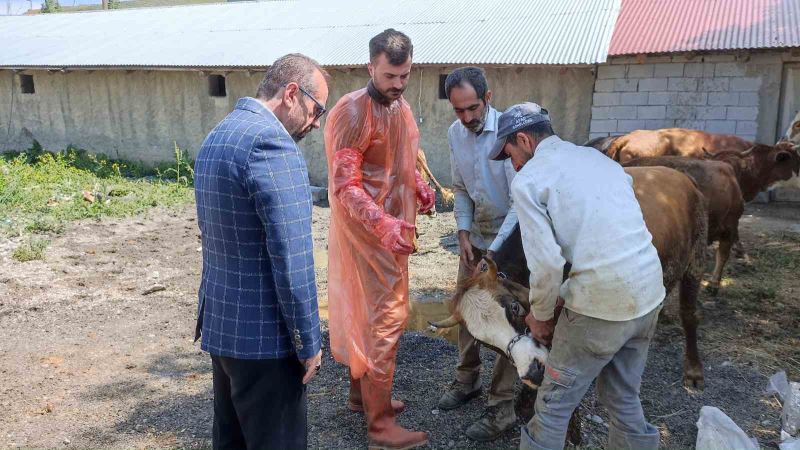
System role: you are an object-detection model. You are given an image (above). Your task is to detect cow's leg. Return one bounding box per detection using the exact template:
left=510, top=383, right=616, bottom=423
left=679, top=273, right=704, bottom=389
left=707, top=237, right=732, bottom=295
left=732, top=231, right=751, bottom=265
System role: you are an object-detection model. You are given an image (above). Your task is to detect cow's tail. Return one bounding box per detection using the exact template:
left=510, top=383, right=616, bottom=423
left=688, top=186, right=708, bottom=280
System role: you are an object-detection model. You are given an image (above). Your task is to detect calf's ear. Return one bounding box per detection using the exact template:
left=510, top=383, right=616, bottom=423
left=479, top=256, right=498, bottom=289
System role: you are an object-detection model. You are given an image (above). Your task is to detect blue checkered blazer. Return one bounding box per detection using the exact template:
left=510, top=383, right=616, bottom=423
left=194, top=97, right=320, bottom=360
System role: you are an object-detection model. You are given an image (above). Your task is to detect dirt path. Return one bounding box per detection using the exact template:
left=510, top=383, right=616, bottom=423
left=0, top=204, right=797, bottom=449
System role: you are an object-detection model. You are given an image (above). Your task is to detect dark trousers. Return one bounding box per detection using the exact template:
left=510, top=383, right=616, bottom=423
left=211, top=354, right=307, bottom=450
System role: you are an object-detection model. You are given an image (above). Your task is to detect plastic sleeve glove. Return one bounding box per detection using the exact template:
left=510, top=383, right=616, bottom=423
left=332, top=148, right=416, bottom=255
left=415, top=170, right=435, bottom=214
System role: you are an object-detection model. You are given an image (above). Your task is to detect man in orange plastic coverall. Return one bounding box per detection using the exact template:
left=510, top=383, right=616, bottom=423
left=324, top=28, right=435, bottom=450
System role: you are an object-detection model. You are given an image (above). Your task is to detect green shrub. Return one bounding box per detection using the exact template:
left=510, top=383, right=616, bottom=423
left=0, top=142, right=194, bottom=236
left=40, top=0, right=61, bottom=13
left=12, top=237, right=50, bottom=262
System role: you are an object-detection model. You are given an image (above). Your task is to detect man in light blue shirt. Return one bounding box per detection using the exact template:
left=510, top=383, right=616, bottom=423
left=437, top=67, right=519, bottom=442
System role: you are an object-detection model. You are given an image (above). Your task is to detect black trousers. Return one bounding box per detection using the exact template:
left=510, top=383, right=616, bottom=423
left=211, top=354, right=307, bottom=450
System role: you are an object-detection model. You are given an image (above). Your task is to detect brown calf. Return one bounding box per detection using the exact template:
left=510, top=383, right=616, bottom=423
left=624, top=157, right=744, bottom=293
left=433, top=166, right=709, bottom=389
left=705, top=141, right=800, bottom=202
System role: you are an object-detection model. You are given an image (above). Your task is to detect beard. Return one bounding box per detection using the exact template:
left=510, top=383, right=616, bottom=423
left=382, top=86, right=405, bottom=99
left=462, top=104, right=489, bottom=134
left=291, top=125, right=312, bottom=142
left=464, top=117, right=486, bottom=134
left=287, top=108, right=313, bottom=142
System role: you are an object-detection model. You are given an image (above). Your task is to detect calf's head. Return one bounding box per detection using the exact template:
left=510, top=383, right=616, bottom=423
left=710, top=142, right=800, bottom=197
left=750, top=141, right=800, bottom=188
left=429, top=257, right=548, bottom=388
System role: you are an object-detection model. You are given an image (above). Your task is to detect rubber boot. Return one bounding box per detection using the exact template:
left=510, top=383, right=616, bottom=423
left=348, top=374, right=405, bottom=414
left=361, top=375, right=428, bottom=450
left=607, top=423, right=660, bottom=450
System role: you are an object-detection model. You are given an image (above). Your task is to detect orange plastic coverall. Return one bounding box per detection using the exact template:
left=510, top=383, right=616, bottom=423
left=325, top=87, right=434, bottom=384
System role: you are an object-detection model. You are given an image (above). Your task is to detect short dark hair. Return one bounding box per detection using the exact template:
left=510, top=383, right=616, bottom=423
left=444, top=67, right=488, bottom=100
left=507, top=122, right=555, bottom=145
left=369, top=28, right=413, bottom=65
left=256, top=53, right=329, bottom=100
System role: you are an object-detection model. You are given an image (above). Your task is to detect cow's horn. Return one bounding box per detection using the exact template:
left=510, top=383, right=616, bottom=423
left=428, top=315, right=459, bottom=329
left=701, top=147, right=713, bottom=157
left=740, top=146, right=754, bottom=157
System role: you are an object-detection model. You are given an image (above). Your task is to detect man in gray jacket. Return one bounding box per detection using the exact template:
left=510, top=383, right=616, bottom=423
left=490, top=103, right=664, bottom=450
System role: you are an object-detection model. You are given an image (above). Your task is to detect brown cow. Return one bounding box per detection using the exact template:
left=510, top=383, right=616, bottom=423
left=705, top=141, right=800, bottom=202
left=623, top=157, right=744, bottom=293
left=605, top=128, right=751, bottom=162
left=605, top=128, right=800, bottom=202
left=583, top=135, right=622, bottom=155
left=431, top=166, right=709, bottom=390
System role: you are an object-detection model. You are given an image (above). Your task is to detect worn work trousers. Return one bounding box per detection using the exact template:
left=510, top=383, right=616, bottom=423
left=211, top=354, right=307, bottom=450
left=455, top=245, right=517, bottom=406
left=519, top=304, right=663, bottom=450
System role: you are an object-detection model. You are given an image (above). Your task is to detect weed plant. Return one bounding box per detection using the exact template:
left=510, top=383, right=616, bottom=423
left=0, top=142, right=195, bottom=238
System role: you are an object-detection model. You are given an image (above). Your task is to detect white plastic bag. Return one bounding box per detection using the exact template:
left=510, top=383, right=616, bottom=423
left=783, top=382, right=800, bottom=436
left=766, top=370, right=800, bottom=437
left=695, top=406, right=759, bottom=450
left=780, top=433, right=800, bottom=450
left=767, top=371, right=790, bottom=402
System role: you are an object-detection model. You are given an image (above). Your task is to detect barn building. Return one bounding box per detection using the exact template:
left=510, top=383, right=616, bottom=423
left=2, top=0, right=798, bottom=199
left=0, top=0, right=618, bottom=186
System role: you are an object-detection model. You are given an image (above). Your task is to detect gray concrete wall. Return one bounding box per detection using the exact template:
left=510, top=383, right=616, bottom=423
left=0, top=69, right=254, bottom=161
left=589, top=51, right=800, bottom=144
left=0, top=65, right=594, bottom=187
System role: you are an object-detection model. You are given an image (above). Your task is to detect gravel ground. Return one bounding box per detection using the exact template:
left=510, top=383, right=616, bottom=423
left=0, top=203, right=797, bottom=449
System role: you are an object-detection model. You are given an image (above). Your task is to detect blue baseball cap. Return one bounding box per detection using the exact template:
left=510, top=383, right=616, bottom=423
left=489, top=102, right=551, bottom=161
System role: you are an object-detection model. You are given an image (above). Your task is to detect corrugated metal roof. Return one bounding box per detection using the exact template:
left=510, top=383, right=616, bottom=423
left=610, top=0, right=800, bottom=55
left=0, top=0, right=620, bottom=69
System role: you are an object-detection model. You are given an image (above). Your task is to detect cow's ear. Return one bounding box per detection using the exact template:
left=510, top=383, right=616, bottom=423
left=776, top=150, right=792, bottom=162
left=480, top=256, right=498, bottom=288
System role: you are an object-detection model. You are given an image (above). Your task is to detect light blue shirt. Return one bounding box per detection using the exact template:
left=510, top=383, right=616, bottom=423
left=448, top=106, right=518, bottom=252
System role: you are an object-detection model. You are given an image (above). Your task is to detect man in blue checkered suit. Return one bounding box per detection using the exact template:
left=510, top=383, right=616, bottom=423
left=194, top=53, right=329, bottom=450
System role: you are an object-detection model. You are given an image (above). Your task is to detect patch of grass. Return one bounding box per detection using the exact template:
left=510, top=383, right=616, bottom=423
left=701, top=232, right=800, bottom=378
left=12, top=237, right=50, bottom=262
left=25, top=215, right=66, bottom=234
left=0, top=143, right=194, bottom=236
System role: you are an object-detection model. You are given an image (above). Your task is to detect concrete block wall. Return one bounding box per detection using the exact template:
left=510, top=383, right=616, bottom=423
left=589, top=52, right=795, bottom=144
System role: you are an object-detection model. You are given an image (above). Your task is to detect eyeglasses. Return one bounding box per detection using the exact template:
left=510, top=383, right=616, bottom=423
left=297, top=85, right=327, bottom=121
